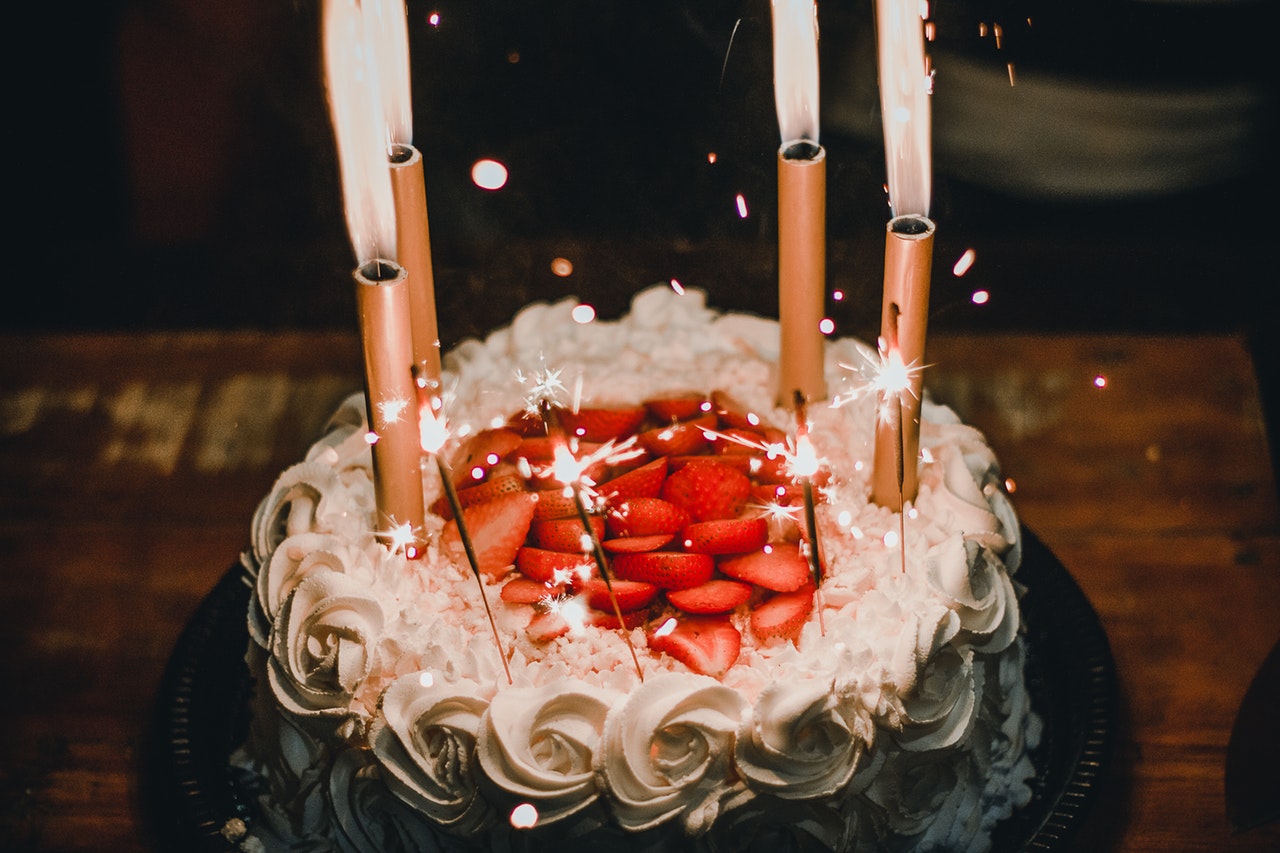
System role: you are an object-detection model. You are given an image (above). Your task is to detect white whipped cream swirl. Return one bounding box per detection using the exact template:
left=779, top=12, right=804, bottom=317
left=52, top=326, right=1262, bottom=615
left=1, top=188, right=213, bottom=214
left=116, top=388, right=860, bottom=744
left=369, top=673, right=493, bottom=836
left=596, top=672, right=747, bottom=834
left=477, top=681, right=620, bottom=825
left=268, top=569, right=385, bottom=723
left=734, top=679, right=874, bottom=799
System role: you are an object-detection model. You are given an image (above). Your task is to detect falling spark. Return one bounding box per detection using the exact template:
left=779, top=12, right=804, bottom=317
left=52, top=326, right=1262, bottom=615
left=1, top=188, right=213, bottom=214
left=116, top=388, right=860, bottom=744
left=515, top=364, right=569, bottom=415
left=971, top=290, right=990, bottom=305
left=653, top=616, right=678, bottom=638
left=952, top=248, right=976, bottom=276
left=571, top=304, right=596, bottom=324
left=735, top=193, right=749, bottom=218
left=551, top=257, right=573, bottom=277
left=377, top=395, right=411, bottom=426
left=670, top=278, right=685, bottom=295
left=418, top=671, right=434, bottom=688
left=1004, top=477, right=1017, bottom=493
left=1007, top=63, right=1017, bottom=87
left=1094, top=374, right=1107, bottom=389
left=993, top=23, right=1004, bottom=49
left=707, top=152, right=718, bottom=164
left=364, top=431, right=379, bottom=445
left=382, top=520, right=418, bottom=554
left=472, top=159, right=508, bottom=190
left=510, top=803, right=539, bottom=830
left=427, top=11, right=440, bottom=27
left=819, top=318, right=835, bottom=335
left=832, top=289, right=844, bottom=301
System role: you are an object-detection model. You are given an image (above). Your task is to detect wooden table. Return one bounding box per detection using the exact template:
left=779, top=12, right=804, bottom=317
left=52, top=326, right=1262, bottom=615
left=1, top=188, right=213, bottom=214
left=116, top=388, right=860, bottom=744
left=1, top=329, right=1277, bottom=851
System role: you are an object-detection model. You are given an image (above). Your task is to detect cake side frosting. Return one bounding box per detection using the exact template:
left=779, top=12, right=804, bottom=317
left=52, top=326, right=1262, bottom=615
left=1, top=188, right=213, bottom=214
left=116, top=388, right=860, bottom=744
left=231, top=286, right=1040, bottom=853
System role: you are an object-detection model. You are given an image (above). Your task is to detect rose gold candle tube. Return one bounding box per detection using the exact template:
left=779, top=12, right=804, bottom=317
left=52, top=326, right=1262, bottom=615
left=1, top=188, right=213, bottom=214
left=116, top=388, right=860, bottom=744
left=355, top=259, right=426, bottom=548
left=776, top=143, right=827, bottom=408
left=389, top=144, right=443, bottom=389
left=871, top=214, right=935, bottom=509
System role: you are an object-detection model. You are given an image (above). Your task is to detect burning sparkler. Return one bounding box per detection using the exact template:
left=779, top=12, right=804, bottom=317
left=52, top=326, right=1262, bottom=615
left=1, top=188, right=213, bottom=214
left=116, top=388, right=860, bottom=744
left=415, top=368, right=512, bottom=685
left=540, top=400, right=644, bottom=682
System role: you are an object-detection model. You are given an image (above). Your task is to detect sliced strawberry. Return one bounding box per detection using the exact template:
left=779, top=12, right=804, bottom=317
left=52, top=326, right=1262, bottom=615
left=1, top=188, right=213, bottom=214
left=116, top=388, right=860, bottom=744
left=646, top=615, right=741, bottom=678
left=602, top=533, right=676, bottom=554
left=612, top=551, right=714, bottom=590
left=751, top=453, right=794, bottom=485
left=453, top=428, right=523, bottom=482
left=432, top=472, right=529, bottom=520
left=644, top=395, right=711, bottom=423
left=750, top=587, right=815, bottom=642
left=661, top=461, right=752, bottom=522
left=515, top=546, right=594, bottom=585
left=636, top=413, right=717, bottom=456
left=681, top=517, right=769, bottom=555
left=527, top=610, right=570, bottom=643
left=442, top=491, right=537, bottom=578
left=711, top=390, right=773, bottom=432
left=558, top=405, right=647, bottom=442
left=589, top=608, right=649, bottom=631
left=599, top=457, right=668, bottom=501
left=532, top=488, right=579, bottom=521
left=506, top=410, right=546, bottom=436
left=500, top=577, right=564, bottom=605
left=708, top=427, right=768, bottom=453
left=666, top=579, right=753, bottom=614
left=752, top=483, right=804, bottom=505
left=668, top=453, right=752, bottom=474
left=531, top=515, right=606, bottom=553
left=516, top=436, right=604, bottom=466
left=718, top=543, right=812, bottom=592
left=584, top=578, right=658, bottom=612
left=606, top=497, right=690, bottom=538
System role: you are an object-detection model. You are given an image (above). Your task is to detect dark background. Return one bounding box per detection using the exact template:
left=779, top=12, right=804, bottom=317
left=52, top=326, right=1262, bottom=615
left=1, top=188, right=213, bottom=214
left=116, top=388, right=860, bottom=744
left=12, top=0, right=1277, bottom=440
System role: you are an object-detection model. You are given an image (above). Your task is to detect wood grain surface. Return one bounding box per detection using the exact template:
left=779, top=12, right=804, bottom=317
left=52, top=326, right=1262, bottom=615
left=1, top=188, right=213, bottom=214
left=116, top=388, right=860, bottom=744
left=1, top=330, right=1277, bottom=851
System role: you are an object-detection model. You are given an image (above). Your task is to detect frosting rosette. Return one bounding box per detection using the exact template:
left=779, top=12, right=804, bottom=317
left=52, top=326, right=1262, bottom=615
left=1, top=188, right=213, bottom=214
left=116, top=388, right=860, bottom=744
left=896, top=645, right=984, bottom=752
left=326, top=748, right=445, bottom=853
left=252, top=532, right=359, bottom=646
left=864, top=742, right=986, bottom=851
left=252, top=460, right=346, bottom=567
left=477, top=681, right=619, bottom=825
left=369, top=672, right=493, bottom=836
left=596, top=672, right=747, bottom=834
left=734, top=679, right=873, bottom=799
left=268, top=569, right=385, bottom=722
left=926, top=534, right=1019, bottom=654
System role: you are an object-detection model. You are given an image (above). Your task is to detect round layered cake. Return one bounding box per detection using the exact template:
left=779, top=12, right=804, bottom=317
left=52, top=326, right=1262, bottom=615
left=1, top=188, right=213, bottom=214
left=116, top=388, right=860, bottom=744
left=231, top=285, right=1040, bottom=852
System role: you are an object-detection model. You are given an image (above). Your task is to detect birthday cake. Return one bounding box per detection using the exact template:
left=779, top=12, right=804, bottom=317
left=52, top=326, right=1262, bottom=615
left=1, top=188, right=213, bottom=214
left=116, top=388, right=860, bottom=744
left=231, top=285, right=1040, bottom=852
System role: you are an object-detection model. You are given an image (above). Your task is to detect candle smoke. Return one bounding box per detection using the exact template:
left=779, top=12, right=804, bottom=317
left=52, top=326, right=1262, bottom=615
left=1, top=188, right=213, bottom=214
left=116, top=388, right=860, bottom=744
left=366, top=0, right=414, bottom=147
left=324, top=0, right=398, bottom=264
left=875, top=0, right=932, bottom=217
left=772, top=0, right=820, bottom=148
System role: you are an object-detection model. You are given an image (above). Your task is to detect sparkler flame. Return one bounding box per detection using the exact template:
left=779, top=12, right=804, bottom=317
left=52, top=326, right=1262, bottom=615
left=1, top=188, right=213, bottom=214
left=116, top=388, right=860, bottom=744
left=324, top=0, right=397, bottom=263
left=365, top=0, right=413, bottom=147
left=772, top=0, right=820, bottom=148
left=875, top=0, right=932, bottom=217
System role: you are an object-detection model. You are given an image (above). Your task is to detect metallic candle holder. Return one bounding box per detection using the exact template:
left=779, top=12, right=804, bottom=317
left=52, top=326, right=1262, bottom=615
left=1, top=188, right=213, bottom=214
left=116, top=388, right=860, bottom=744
left=871, top=214, right=935, bottom=510
left=389, top=143, right=443, bottom=389
left=777, top=141, right=827, bottom=408
left=355, top=258, right=426, bottom=550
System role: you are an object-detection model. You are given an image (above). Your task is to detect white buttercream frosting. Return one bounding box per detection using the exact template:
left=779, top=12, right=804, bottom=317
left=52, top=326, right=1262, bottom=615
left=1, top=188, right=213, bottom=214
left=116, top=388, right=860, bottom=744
left=236, top=285, right=1040, bottom=852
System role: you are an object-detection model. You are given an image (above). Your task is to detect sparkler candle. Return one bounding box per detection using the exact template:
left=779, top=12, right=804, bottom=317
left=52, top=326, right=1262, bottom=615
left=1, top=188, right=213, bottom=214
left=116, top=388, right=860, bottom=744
left=326, top=0, right=425, bottom=546
left=368, top=0, right=443, bottom=387
left=872, top=0, right=936, bottom=509
left=772, top=0, right=827, bottom=408
left=416, top=377, right=513, bottom=685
